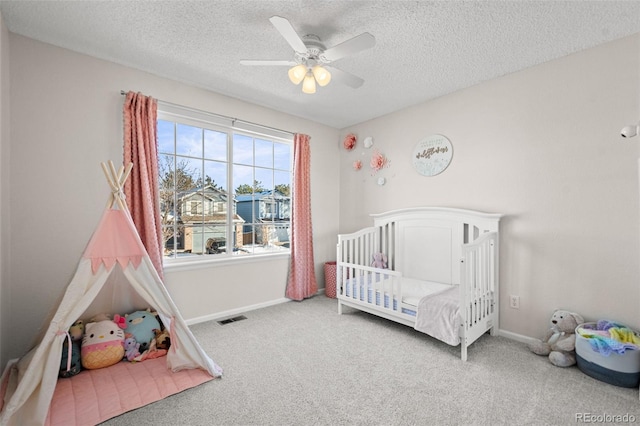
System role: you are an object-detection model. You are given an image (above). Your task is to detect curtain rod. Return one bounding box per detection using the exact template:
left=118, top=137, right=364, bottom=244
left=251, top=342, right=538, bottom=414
left=120, top=90, right=295, bottom=137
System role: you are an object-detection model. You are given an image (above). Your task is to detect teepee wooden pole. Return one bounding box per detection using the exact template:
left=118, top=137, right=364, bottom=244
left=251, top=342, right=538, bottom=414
left=101, top=162, right=117, bottom=209
left=121, top=163, right=133, bottom=187
left=108, top=161, right=119, bottom=186
left=101, top=160, right=133, bottom=211
left=100, top=162, right=115, bottom=189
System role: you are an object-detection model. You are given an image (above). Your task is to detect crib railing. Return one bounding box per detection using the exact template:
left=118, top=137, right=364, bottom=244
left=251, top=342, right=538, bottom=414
left=460, top=231, right=499, bottom=360
left=337, top=225, right=410, bottom=321
left=336, top=221, right=396, bottom=272
left=339, top=264, right=402, bottom=306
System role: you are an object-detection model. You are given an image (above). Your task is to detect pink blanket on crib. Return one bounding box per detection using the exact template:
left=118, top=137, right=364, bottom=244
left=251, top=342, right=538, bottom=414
left=413, top=286, right=460, bottom=346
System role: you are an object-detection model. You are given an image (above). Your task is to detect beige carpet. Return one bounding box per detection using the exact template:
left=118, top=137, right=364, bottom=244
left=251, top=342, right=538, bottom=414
left=102, top=295, right=639, bottom=425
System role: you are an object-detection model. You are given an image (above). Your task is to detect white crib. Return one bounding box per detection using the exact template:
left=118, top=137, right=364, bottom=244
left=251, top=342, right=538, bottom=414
left=336, top=207, right=503, bottom=361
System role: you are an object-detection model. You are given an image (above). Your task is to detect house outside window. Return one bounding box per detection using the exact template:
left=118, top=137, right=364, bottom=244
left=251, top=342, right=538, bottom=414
left=157, top=104, right=293, bottom=262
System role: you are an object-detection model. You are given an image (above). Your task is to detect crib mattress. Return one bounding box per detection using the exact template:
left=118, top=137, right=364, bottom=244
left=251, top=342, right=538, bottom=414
left=401, top=278, right=453, bottom=306
left=344, top=275, right=453, bottom=315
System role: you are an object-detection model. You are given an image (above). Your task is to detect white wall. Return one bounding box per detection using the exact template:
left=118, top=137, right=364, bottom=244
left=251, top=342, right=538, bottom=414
left=339, top=34, right=640, bottom=339
left=2, top=28, right=638, bottom=367
left=2, top=34, right=339, bottom=366
left=0, top=11, right=9, bottom=369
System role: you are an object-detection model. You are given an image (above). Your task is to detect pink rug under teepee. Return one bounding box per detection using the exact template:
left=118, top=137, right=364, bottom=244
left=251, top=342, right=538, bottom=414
left=45, top=357, right=213, bottom=426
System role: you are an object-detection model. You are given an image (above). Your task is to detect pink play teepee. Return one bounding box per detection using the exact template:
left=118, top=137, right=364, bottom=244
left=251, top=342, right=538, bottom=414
left=0, top=161, right=222, bottom=425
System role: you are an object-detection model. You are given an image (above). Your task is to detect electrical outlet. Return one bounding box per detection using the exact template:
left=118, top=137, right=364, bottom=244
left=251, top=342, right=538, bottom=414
left=509, top=295, right=520, bottom=309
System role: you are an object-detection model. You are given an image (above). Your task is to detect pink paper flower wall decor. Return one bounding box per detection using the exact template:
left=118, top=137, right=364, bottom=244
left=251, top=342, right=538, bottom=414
left=343, top=133, right=357, bottom=151
left=353, top=160, right=362, bottom=171
left=370, top=149, right=388, bottom=174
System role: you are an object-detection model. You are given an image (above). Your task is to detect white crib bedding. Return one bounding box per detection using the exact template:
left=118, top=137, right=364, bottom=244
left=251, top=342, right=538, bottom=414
left=344, top=275, right=453, bottom=316
left=413, top=286, right=460, bottom=346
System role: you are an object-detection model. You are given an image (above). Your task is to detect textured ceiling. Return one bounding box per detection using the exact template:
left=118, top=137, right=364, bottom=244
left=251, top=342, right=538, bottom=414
left=1, top=1, right=639, bottom=129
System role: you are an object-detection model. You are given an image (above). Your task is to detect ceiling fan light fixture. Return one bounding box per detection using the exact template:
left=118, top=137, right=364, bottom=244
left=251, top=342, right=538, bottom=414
left=288, top=64, right=307, bottom=85
left=312, top=65, right=331, bottom=87
left=242, top=16, right=376, bottom=94
left=302, top=73, right=316, bottom=94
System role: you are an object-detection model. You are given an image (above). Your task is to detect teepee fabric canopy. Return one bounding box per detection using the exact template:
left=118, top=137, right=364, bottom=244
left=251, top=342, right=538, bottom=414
left=0, top=162, right=222, bottom=425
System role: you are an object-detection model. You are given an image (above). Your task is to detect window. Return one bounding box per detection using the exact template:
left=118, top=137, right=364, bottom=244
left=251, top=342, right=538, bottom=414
left=157, top=104, right=293, bottom=261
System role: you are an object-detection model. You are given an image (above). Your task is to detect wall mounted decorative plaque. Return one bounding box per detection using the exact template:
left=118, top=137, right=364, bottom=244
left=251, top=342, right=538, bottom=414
left=412, top=134, right=453, bottom=177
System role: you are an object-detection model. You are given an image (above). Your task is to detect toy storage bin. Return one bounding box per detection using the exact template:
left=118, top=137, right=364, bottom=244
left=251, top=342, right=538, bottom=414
left=575, top=322, right=640, bottom=388
left=324, top=261, right=337, bottom=298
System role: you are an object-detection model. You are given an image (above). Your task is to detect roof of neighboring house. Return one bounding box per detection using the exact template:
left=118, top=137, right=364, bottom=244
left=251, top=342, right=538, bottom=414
left=181, top=213, right=244, bottom=224
left=235, top=190, right=288, bottom=202
left=179, top=185, right=231, bottom=202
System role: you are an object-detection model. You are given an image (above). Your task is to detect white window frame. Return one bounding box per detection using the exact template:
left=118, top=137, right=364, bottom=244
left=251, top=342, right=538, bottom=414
left=157, top=102, right=294, bottom=270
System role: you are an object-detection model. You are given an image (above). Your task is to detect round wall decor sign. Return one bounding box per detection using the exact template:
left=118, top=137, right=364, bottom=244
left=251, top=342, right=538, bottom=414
left=412, top=134, right=453, bottom=177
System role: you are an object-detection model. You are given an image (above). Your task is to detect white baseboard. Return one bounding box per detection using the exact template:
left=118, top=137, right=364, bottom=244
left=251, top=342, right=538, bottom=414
left=497, top=328, right=538, bottom=346
left=185, top=297, right=290, bottom=326
left=185, top=289, right=326, bottom=326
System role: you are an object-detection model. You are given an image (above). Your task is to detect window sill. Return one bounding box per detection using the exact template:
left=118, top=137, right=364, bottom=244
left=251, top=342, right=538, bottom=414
left=163, top=251, right=291, bottom=273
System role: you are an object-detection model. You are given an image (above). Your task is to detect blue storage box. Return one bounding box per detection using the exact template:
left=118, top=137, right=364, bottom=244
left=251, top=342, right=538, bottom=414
left=575, top=322, right=640, bottom=388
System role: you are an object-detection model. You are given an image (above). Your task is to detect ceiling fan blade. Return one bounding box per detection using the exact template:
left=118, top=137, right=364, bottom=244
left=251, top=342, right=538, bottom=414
left=325, top=66, right=364, bottom=89
left=322, top=33, right=375, bottom=62
left=269, top=16, right=307, bottom=54
left=240, top=60, right=296, bottom=66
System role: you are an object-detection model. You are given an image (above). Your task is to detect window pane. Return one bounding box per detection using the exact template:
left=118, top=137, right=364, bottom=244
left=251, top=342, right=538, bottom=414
left=274, top=170, right=291, bottom=193
left=158, top=154, right=174, bottom=190
left=234, top=224, right=290, bottom=256
left=254, top=139, right=273, bottom=168
left=204, top=160, right=227, bottom=192
left=255, top=168, right=273, bottom=191
left=176, top=124, right=203, bottom=157
left=174, top=156, right=202, bottom=190
left=237, top=222, right=255, bottom=255
left=163, top=225, right=180, bottom=258
left=204, top=129, right=227, bottom=161
left=274, top=142, right=290, bottom=170
left=279, top=198, right=291, bottom=220
left=274, top=170, right=291, bottom=220
left=158, top=120, right=175, bottom=154
left=274, top=222, right=291, bottom=248
left=202, top=186, right=225, bottom=215
left=159, top=155, right=177, bottom=259
left=233, top=134, right=253, bottom=166
left=233, top=164, right=254, bottom=193
left=204, top=225, right=228, bottom=254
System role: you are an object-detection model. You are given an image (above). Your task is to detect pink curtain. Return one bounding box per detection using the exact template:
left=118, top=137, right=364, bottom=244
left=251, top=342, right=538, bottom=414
left=286, top=133, right=318, bottom=300
left=123, top=91, right=164, bottom=280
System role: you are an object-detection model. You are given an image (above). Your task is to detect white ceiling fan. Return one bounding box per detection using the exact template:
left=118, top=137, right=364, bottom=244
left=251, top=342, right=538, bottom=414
left=240, top=16, right=375, bottom=94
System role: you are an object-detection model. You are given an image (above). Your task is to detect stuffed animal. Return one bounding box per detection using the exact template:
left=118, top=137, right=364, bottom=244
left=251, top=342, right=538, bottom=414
left=153, top=328, right=171, bottom=350
left=69, top=320, right=84, bottom=341
left=125, top=309, right=161, bottom=352
left=372, top=252, right=388, bottom=269
left=113, top=314, right=126, bottom=329
left=59, top=339, right=82, bottom=378
left=530, top=309, right=584, bottom=367
left=88, top=313, right=111, bottom=323
left=81, top=319, right=125, bottom=370
left=124, top=336, right=141, bottom=361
